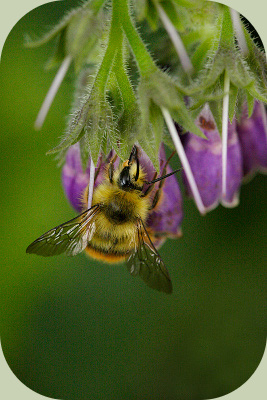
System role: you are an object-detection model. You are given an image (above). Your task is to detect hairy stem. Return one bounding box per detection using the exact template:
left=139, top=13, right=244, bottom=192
left=114, top=45, right=136, bottom=110
left=94, top=7, right=122, bottom=94
left=114, top=0, right=157, bottom=77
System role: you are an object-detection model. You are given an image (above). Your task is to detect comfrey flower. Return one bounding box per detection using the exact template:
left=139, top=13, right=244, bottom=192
left=236, top=101, right=267, bottom=178
left=26, top=1, right=267, bottom=292
left=180, top=105, right=243, bottom=210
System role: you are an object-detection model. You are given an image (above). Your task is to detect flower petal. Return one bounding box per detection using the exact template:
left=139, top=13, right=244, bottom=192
left=181, top=105, right=242, bottom=210
left=62, top=144, right=113, bottom=212
left=236, top=101, right=267, bottom=177
left=146, top=145, right=183, bottom=238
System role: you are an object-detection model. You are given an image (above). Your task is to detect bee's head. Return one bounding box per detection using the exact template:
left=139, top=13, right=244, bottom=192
left=113, top=145, right=181, bottom=192
left=118, top=146, right=144, bottom=191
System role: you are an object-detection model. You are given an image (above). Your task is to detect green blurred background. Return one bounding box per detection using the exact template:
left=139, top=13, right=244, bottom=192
left=0, top=1, right=266, bottom=399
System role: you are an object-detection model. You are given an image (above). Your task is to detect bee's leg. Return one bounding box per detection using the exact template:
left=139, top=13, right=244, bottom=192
left=150, top=185, right=162, bottom=210
left=128, top=145, right=138, bottom=164
left=149, top=151, right=176, bottom=210
left=141, top=172, right=157, bottom=197
left=94, top=155, right=103, bottom=183
left=108, top=154, right=118, bottom=183
left=128, top=145, right=140, bottom=181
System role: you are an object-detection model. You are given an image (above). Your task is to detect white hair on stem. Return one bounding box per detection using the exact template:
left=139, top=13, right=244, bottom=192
left=161, top=107, right=206, bottom=215
left=34, top=55, right=72, bottom=130
left=222, top=71, right=230, bottom=198
left=87, top=157, right=95, bottom=209
left=230, top=8, right=249, bottom=56
left=156, top=3, right=194, bottom=75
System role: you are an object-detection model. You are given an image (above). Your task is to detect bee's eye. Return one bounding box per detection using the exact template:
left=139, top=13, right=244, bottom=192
left=119, top=167, right=131, bottom=188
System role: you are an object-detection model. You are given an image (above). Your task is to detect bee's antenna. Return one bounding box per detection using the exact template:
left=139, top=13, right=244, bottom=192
left=145, top=167, right=183, bottom=185
left=108, top=153, right=118, bottom=183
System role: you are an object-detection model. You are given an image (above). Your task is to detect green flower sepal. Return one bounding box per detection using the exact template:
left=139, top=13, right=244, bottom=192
left=48, top=86, right=118, bottom=167
left=137, top=69, right=204, bottom=165
left=25, top=0, right=107, bottom=72
left=185, top=5, right=267, bottom=132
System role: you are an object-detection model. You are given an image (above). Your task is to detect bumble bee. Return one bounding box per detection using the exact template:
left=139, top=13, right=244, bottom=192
left=26, top=146, right=181, bottom=293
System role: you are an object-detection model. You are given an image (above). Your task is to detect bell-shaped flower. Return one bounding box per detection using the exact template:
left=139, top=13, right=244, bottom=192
left=236, top=101, right=267, bottom=178
left=181, top=104, right=243, bottom=211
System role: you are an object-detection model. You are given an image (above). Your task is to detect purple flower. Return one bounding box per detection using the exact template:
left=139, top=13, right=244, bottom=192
left=62, top=143, right=183, bottom=248
left=181, top=105, right=243, bottom=210
left=236, top=101, right=267, bottom=178
left=62, top=144, right=118, bottom=213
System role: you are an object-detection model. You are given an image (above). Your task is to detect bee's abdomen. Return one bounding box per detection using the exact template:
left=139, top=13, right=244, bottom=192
left=84, top=245, right=127, bottom=263
left=86, top=229, right=136, bottom=264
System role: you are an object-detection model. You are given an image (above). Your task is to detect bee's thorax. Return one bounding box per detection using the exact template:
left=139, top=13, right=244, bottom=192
left=104, top=194, right=135, bottom=224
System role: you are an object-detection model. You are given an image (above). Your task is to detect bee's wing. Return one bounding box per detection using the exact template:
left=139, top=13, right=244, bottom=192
left=26, top=205, right=100, bottom=257
left=126, top=219, right=173, bottom=294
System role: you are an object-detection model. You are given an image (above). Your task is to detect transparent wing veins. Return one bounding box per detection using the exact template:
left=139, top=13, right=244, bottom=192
left=126, top=218, right=173, bottom=294
left=26, top=205, right=100, bottom=257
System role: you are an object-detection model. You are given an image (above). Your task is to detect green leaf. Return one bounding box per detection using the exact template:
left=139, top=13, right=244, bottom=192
left=24, top=7, right=76, bottom=48
left=209, top=100, right=222, bottom=135
left=243, top=26, right=267, bottom=88
left=139, top=70, right=203, bottom=136
left=25, top=2, right=107, bottom=72
left=180, top=4, right=266, bottom=134
left=45, top=29, right=67, bottom=70
left=149, top=102, right=164, bottom=150
left=138, top=125, right=159, bottom=171
left=207, top=76, right=224, bottom=134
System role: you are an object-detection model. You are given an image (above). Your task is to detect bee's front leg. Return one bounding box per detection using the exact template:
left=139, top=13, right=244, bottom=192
left=108, top=154, right=118, bottom=183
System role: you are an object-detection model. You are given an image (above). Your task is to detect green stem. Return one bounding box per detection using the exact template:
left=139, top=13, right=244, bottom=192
left=94, top=3, right=123, bottom=94
left=114, top=45, right=136, bottom=110
left=114, top=0, right=157, bottom=77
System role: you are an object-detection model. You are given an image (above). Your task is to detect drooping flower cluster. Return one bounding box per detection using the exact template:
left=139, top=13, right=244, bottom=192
left=27, top=0, right=267, bottom=237
left=181, top=105, right=243, bottom=210
left=181, top=101, right=267, bottom=210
